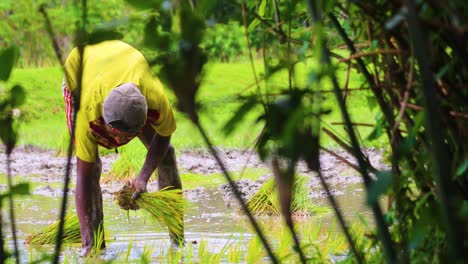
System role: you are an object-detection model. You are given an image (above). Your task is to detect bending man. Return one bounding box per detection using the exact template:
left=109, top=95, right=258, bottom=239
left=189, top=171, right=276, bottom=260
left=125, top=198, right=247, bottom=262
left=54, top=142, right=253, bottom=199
left=63, top=40, right=183, bottom=256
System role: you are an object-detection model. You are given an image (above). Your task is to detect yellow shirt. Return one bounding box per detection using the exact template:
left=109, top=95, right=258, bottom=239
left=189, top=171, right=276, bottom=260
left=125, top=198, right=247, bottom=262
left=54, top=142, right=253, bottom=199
left=64, top=40, right=176, bottom=162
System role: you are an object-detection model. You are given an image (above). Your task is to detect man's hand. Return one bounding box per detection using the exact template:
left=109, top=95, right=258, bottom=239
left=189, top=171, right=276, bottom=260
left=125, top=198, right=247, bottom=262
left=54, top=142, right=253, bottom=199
left=131, top=177, right=148, bottom=200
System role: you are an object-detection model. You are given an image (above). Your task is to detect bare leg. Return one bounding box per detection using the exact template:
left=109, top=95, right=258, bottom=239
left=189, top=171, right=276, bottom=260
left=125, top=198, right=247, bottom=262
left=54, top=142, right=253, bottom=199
left=76, top=158, right=105, bottom=257
left=157, top=145, right=184, bottom=245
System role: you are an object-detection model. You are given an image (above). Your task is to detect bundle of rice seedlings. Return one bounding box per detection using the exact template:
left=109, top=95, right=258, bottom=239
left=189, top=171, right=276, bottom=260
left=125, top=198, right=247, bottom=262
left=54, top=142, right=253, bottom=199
left=25, top=214, right=81, bottom=245
left=246, top=179, right=280, bottom=215
left=245, top=176, right=329, bottom=216
left=113, top=184, right=187, bottom=238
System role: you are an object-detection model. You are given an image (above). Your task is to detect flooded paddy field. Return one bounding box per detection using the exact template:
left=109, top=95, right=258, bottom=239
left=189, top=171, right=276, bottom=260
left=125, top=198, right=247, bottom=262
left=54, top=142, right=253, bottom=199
left=0, top=146, right=387, bottom=262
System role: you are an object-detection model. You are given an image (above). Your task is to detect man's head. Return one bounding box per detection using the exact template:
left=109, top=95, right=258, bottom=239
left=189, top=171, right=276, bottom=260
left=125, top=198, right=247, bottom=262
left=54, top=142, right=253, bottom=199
left=103, top=82, right=148, bottom=134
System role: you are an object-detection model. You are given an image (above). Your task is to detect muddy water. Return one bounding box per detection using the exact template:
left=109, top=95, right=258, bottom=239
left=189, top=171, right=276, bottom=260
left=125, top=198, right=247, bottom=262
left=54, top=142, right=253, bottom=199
left=5, top=177, right=369, bottom=262
left=8, top=177, right=254, bottom=261
left=1, top=146, right=385, bottom=261
left=8, top=183, right=257, bottom=262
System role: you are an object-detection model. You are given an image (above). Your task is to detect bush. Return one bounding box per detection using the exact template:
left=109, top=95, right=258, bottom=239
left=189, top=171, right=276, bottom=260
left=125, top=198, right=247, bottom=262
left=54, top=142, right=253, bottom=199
left=202, top=21, right=247, bottom=62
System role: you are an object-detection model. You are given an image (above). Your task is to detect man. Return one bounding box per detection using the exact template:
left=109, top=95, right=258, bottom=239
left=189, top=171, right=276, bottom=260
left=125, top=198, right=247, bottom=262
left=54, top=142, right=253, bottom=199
left=62, top=40, right=183, bottom=256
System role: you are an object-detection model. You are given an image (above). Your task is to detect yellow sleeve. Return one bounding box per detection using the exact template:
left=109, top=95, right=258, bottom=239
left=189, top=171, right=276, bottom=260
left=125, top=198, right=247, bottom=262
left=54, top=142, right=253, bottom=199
left=75, top=108, right=98, bottom=162
left=64, top=47, right=81, bottom=92
left=140, top=72, right=176, bottom=136
left=153, top=91, right=177, bottom=136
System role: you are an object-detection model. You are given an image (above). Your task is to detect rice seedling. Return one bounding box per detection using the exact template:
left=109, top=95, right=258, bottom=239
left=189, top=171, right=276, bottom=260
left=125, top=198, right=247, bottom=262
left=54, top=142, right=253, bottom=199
left=24, top=214, right=81, bottom=245
left=163, top=243, right=187, bottom=264
left=140, top=243, right=157, bottom=263
left=227, top=242, right=244, bottom=263
left=245, top=236, right=267, bottom=263
left=84, top=224, right=106, bottom=258
left=245, top=176, right=330, bottom=216
left=113, top=183, right=187, bottom=241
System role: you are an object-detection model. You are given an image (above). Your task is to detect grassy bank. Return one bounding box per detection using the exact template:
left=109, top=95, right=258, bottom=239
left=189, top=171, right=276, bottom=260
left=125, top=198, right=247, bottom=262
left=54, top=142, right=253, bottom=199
left=8, top=60, right=382, bottom=148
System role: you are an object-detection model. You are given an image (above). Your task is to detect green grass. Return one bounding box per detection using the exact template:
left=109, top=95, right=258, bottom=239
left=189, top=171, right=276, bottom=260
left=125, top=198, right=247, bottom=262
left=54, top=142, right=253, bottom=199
left=7, top=67, right=66, bottom=150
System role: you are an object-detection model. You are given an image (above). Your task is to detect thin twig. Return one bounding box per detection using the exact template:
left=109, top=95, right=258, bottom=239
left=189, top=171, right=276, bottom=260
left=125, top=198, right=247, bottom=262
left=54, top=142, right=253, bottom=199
left=392, top=60, right=414, bottom=143
left=0, top=203, right=5, bottom=262
left=237, top=2, right=303, bottom=45
left=322, top=127, right=354, bottom=154
left=319, top=146, right=363, bottom=174
left=241, top=1, right=264, bottom=106
left=405, top=103, right=468, bottom=119
left=39, top=5, right=64, bottom=66
left=270, top=158, right=307, bottom=264
left=343, top=61, right=352, bottom=101
left=6, top=152, right=19, bottom=263
left=339, top=49, right=405, bottom=63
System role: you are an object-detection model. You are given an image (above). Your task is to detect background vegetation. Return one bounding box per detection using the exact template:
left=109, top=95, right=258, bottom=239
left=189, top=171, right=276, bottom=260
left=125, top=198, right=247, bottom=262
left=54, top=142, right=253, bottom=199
left=1, top=0, right=467, bottom=263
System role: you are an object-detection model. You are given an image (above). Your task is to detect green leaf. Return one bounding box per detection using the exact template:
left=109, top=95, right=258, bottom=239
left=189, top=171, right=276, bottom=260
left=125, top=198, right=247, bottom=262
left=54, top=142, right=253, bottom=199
left=144, top=16, right=159, bottom=48
left=124, top=0, right=159, bottom=10
left=366, top=125, right=383, bottom=141
left=366, top=114, right=385, bottom=141
left=88, top=30, right=123, bottom=45
left=9, top=85, right=26, bottom=107
left=248, top=18, right=261, bottom=32
left=258, top=0, right=267, bottom=16
left=435, top=63, right=449, bottom=81
left=460, top=201, right=468, bottom=219
left=0, top=46, right=19, bottom=81
left=223, top=96, right=258, bottom=136
left=366, top=95, right=377, bottom=110
left=456, top=158, right=468, bottom=177
left=0, top=119, right=16, bottom=154
left=414, top=193, right=431, bottom=215
left=195, top=0, right=218, bottom=16
left=180, top=3, right=205, bottom=46
left=10, top=182, right=30, bottom=196
left=0, top=183, right=30, bottom=200
left=408, top=221, right=429, bottom=250
left=0, top=118, right=7, bottom=135
left=248, top=0, right=266, bottom=31
left=367, top=171, right=393, bottom=205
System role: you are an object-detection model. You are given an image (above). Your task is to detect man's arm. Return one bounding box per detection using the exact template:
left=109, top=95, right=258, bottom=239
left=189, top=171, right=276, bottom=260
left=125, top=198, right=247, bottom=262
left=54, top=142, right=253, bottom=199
left=132, top=124, right=171, bottom=197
